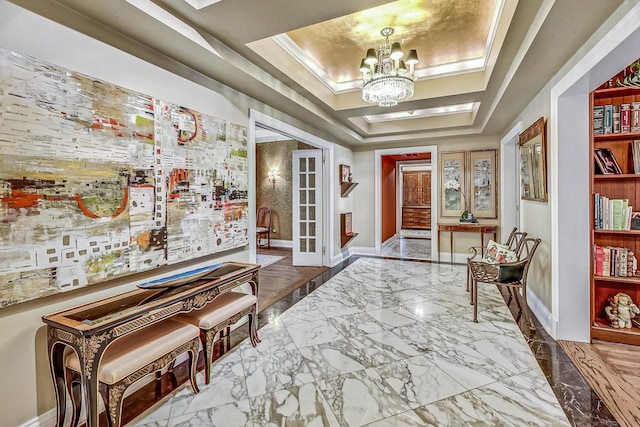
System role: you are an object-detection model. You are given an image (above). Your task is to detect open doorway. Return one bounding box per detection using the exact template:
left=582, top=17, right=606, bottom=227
left=249, top=110, right=334, bottom=267
left=374, top=146, right=438, bottom=260
left=378, top=155, right=433, bottom=261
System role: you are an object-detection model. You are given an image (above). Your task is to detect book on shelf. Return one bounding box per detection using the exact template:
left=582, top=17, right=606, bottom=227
left=593, top=105, right=604, bottom=135
left=621, top=103, right=631, bottom=133
left=613, top=105, right=621, bottom=134
left=594, top=148, right=622, bottom=174
left=593, top=194, right=634, bottom=230
left=633, top=140, right=640, bottom=173
left=632, top=102, right=640, bottom=133
left=594, top=245, right=638, bottom=278
left=604, top=104, right=614, bottom=134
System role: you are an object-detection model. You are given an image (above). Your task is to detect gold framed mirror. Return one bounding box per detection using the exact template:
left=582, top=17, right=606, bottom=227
left=519, top=117, right=548, bottom=202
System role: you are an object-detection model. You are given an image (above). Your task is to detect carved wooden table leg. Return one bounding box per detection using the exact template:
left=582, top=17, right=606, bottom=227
left=47, top=334, right=67, bottom=427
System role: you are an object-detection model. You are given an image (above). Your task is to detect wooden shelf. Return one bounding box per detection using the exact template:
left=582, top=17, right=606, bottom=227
left=340, top=182, right=359, bottom=197
left=594, top=275, right=640, bottom=284
left=592, top=321, right=640, bottom=346
left=593, top=86, right=640, bottom=98
left=594, top=173, right=640, bottom=180
left=590, top=83, right=640, bottom=346
left=594, top=132, right=640, bottom=142
left=340, top=212, right=357, bottom=247
left=594, top=229, right=640, bottom=235
left=341, top=232, right=359, bottom=247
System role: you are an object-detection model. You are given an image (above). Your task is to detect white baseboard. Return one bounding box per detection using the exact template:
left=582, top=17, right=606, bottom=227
left=20, top=408, right=56, bottom=427
left=269, top=239, right=292, bottom=248
left=436, top=251, right=470, bottom=264
left=526, top=287, right=554, bottom=337
left=351, top=246, right=375, bottom=257
left=381, top=235, right=397, bottom=252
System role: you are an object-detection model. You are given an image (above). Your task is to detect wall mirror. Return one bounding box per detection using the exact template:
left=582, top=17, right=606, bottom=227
left=519, top=117, right=548, bottom=202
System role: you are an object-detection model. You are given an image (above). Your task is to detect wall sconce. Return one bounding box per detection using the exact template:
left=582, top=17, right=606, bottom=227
left=267, top=167, right=279, bottom=184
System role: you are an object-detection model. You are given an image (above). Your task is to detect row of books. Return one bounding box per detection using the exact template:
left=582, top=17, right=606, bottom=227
left=594, top=245, right=637, bottom=277
left=593, top=102, right=640, bottom=135
left=593, top=194, right=640, bottom=230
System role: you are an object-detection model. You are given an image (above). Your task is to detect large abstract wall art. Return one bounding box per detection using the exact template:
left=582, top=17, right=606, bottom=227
left=0, top=49, right=248, bottom=307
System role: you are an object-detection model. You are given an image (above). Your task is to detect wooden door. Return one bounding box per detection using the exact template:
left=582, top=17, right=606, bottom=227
left=403, top=172, right=421, bottom=206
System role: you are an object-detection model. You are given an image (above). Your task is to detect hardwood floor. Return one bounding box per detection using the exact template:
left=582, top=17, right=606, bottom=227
left=256, top=246, right=328, bottom=311
left=559, top=339, right=640, bottom=427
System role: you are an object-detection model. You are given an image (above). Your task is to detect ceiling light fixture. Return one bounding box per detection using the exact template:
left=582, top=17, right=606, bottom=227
left=359, top=27, right=419, bottom=107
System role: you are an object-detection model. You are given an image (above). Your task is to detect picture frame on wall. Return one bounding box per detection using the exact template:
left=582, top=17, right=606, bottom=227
left=440, top=151, right=467, bottom=217
left=519, top=117, right=548, bottom=201
left=469, top=149, right=498, bottom=218
left=340, top=164, right=351, bottom=183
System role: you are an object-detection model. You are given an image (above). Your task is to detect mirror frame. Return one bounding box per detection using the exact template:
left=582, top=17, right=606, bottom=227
left=519, top=117, right=548, bottom=202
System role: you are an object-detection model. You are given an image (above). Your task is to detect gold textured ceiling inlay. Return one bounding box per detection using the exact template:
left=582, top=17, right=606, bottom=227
left=286, top=0, right=498, bottom=84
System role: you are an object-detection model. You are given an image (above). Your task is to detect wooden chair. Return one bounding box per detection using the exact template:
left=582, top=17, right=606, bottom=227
left=467, top=237, right=542, bottom=331
left=256, top=207, right=271, bottom=249
left=466, top=227, right=527, bottom=292
left=65, top=319, right=200, bottom=427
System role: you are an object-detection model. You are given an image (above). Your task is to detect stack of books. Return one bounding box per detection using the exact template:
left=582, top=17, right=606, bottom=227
left=594, top=102, right=640, bottom=135
left=593, top=194, right=640, bottom=230
left=594, top=245, right=637, bottom=277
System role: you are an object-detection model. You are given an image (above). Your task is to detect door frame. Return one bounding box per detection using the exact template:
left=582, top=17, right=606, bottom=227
left=374, top=145, right=438, bottom=257
left=248, top=109, right=333, bottom=266
left=397, top=161, right=432, bottom=237
left=500, top=121, right=522, bottom=236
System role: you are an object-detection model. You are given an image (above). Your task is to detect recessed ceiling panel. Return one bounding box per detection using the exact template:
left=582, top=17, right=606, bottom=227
left=285, top=0, right=498, bottom=85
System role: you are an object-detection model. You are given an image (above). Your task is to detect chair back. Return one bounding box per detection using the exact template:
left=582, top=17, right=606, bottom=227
left=257, top=207, right=271, bottom=229
left=504, top=227, right=527, bottom=253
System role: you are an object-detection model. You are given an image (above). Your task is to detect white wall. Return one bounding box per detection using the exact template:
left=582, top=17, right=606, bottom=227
left=353, top=137, right=500, bottom=260
left=0, top=2, right=251, bottom=425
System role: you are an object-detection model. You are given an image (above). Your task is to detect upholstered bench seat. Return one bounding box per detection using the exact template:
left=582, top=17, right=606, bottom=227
left=65, top=319, right=201, bottom=427
left=175, top=291, right=260, bottom=384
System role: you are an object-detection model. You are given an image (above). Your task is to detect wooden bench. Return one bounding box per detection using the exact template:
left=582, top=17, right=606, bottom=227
left=65, top=319, right=201, bottom=427
left=175, top=291, right=260, bottom=384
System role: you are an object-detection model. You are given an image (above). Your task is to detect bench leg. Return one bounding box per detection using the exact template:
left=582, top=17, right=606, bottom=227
left=472, top=279, right=478, bottom=323
left=249, top=305, right=260, bottom=346
left=65, top=370, right=82, bottom=427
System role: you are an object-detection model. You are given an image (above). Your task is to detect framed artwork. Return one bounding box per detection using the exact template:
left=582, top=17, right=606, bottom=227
left=593, top=148, right=622, bottom=175
left=519, top=117, right=548, bottom=201
left=469, top=149, right=497, bottom=218
left=340, top=164, right=351, bottom=183
left=440, top=151, right=467, bottom=217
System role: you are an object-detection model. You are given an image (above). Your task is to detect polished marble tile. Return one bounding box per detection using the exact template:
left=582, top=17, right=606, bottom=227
left=148, top=254, right=615, bottom=426
left=317, top=368, right=411, bottom=426
left=249, top=382, right=340, bottom=427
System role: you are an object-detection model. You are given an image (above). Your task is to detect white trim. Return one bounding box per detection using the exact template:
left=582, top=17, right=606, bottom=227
left=350, top=246, right=376, bottom=257
left=19, top=409, right=56, bottom=427
left=268, top=239, right=293, bottom=248
left=381, top=235, right=397, bottom=252
left=550, top=2, right=640, bottom=342
left=249, top=109, right=335, bottom=267
left=500, top=121, right=522, bottom=235
left=526, top=287, right=554, bottom=336
left=374, top=146, right=438, bottom=260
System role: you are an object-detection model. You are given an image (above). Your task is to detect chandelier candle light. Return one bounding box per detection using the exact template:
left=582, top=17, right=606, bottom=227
left=359, top=27, right=419, bottom=107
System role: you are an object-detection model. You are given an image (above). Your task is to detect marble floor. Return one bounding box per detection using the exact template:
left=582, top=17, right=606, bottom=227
left=381, top=237, right=431, bottom=261
left=130, top=256, right=615, bottom=426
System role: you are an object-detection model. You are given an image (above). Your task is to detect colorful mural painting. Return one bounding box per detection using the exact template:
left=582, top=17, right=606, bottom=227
left=0, top=49, right=248, bottom=307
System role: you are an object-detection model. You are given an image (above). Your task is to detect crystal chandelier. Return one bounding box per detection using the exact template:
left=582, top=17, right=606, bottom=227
left=359, top=27, right=419, bottom=107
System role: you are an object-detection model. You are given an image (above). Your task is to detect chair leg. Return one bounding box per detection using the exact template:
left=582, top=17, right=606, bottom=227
left=466, top=266, right=470, bottom=292
left=506, top=287, right=513, bottom=306
left=472, top=279, right=478, bottom=323
left=520, top=286, right=536, bottom=332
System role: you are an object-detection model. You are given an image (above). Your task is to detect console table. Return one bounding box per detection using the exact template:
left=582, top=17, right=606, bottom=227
left=437, top=223, right=498, bottom=263
left=42, top=261, right=260, bottom=427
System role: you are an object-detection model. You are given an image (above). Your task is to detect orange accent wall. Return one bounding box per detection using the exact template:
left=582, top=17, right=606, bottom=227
left=381, top=156, right=397, bottom=243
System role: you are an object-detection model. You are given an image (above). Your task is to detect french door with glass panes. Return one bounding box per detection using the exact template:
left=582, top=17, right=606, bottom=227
left=292, top=149, right=323, bottom=266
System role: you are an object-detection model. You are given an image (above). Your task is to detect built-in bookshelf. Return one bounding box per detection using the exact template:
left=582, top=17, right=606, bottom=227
left=591, top=86, right=640, bottom=346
